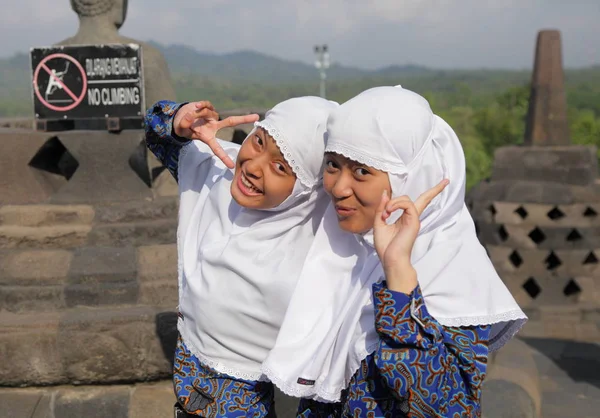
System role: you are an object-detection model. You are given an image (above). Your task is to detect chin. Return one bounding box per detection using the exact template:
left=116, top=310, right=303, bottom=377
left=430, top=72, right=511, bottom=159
left=337, top=217, right=370, bottom=234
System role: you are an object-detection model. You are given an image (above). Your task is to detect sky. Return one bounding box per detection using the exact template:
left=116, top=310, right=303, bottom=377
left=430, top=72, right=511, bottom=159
left=1, top=0, right=598, bottom=69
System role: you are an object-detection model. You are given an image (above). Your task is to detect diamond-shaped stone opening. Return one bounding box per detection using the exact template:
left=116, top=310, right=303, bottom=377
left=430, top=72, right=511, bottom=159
left=583, top=252, right=599, bottom=265
left=509, top=250, right=523, bottom=268
left=566, top=229, right=583, bottom=242
left=28, top=136, right=79, bottom=180
left=129, top=140, right=152, bottom=187
left=583, top=207, right=598, bottom=218
left=523, top=277, right=541, bottom=299
left=514, top=206, right=528, bottom=220
left=563, top=279, right=582, bottom=297
left=528, top=227, right=546, bottom=244
left=545, top=251, right=562, bottom=270
left=547, top=206, right=566, bottom=221
left=488, top=204, right=497, bottom=217
left=498, top=226, right=509, bottom=242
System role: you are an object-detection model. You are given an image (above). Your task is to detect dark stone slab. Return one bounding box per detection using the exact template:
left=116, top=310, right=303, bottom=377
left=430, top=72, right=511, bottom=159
left=66, top=247, right=138, bottom=308
left=54, top=387, right=130, bottom=418
left=94, top=198, right=179, bottom=224
left=492, top=146, right=598, bottom=186
left=481, top=380, right=536, bottom=418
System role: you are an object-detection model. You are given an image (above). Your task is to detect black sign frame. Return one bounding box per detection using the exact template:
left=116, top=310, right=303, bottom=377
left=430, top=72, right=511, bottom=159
left=30, top=44, right=145, bottom=130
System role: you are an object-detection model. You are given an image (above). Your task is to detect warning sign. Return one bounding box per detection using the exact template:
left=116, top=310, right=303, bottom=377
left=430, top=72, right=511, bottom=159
left=30, top=44, right=145, bottom=120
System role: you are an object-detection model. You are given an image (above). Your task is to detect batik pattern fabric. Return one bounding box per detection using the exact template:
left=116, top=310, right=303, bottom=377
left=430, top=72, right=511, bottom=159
left=174, top=336, right=275, bottom=417
left=144, top=100, right=190, bottom=182
left=297, top=283, right=490, bottom=418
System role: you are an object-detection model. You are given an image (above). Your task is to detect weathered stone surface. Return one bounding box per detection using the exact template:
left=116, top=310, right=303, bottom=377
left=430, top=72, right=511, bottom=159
left=492, top=146, right=598, bottom=186
left=54, top=387, right=131, bottom=418
left=86, top=219, right=177, bottom=247
left=93, top=197, right=178, bottom=224
left=0, top=205, right=95, bottom=227
left=47, top=131, right=154, bottom=204
left=0, top=312, right=64, bottom=386
left=0, top=389, right=45, bottom=418
left=137, top=244, right=178, bottom=307
left=482, top=380, right=537, bottom=418
left=483, top=339, right=541, bottom=418
left=66, top=247, right=138, bottom=307
left=0, top=130, right=61, bottom=205
left=129, top=383, right=176, bottom=418
left=524, top=30, right=570, bottom=146
left=58, top=306, right=173, bottom=384
left=0, top=225, right=92, bottom=249
left=0, top=249, right=72, bottom=284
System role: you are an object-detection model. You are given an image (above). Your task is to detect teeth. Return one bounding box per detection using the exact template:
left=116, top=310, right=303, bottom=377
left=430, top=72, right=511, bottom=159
left=241, top=173, right=260, bottom=193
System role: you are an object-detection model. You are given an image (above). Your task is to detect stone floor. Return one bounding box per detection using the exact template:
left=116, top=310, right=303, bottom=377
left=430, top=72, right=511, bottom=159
left=522, top=337, right=600, bottom=418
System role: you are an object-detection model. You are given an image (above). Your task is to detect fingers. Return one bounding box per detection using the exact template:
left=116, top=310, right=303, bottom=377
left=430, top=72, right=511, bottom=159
left=388, top=200, right=419, bottom=224
left=414, top=179, right=449, bottom=215
left=385, top=195, right=412, bottom=214
left=374, top=190, right=391, bottom=228
left=194, top=101, right=215, bottom=112
left=205, top=139, right=235, bottom=169
left=217, top=114, right=260, bottom=130
left=180, top=107, right=219, bottom=131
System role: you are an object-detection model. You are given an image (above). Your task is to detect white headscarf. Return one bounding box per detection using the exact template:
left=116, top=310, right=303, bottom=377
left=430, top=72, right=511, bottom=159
left=176, top=96, right=338, bottom=381
left=262, top=86, right=527, bottom=401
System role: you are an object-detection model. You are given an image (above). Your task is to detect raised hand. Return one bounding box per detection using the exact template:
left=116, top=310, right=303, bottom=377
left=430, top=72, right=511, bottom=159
left=373, top=179, right=449, bottom=293
left=174, top=101, right=260, bottom=169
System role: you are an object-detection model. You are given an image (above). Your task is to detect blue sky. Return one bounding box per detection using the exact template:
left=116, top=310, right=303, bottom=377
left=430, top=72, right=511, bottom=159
left=2, top=0, right=598, bottom=69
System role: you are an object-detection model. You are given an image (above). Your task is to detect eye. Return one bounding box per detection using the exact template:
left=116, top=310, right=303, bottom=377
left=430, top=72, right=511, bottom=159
left=325, top=159, right=339, bottom=171
left=274, top=162, right=287, bottom=173
left=254, top=134, right=263, bottom=147
left=354, top=167, right=370, bottom=177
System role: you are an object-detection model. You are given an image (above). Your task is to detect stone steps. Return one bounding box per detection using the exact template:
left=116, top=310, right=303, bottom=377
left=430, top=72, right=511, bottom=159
left=0, top=304, right=178, bottom=387
left=0, top=219, right=177, bottom=249
left=0, top=245, right=178, bottom=313
left=0, top=380, right=300, bottom=418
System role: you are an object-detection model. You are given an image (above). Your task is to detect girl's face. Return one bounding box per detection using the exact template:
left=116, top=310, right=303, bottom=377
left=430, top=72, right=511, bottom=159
left=231, top=127, right=296, bottom=209
left=323, top=152, right=392, bottom=234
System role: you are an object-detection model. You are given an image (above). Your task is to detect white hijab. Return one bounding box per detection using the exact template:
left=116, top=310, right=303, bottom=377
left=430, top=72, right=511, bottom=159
left=176, top=96, right=337, bottom=381
left=262, top=86, right=527, bottom=401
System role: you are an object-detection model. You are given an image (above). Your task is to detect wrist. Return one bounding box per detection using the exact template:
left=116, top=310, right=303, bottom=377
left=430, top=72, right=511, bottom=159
left=384, top=261, right=417, bottom=294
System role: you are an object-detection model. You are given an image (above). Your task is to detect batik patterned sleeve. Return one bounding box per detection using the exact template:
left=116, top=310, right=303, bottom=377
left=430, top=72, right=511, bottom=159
left=144, top=100, right=190, bottom=182
left=372, top=282, right=490, bottom=417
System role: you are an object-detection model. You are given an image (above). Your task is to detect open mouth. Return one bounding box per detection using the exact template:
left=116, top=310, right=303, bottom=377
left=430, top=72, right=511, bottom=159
left=237, top=171, right=263, bottom=196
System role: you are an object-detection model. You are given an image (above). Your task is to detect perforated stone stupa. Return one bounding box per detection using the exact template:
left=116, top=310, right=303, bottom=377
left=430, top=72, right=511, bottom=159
left=468, top=30, right=600, bottom=342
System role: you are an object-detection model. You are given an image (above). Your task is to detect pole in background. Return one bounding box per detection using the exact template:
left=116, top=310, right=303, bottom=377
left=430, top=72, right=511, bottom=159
left=314, top=45, right=330, bottom=99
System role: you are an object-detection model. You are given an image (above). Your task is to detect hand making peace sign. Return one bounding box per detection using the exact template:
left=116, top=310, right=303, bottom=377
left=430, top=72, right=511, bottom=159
left=173, top=101, right=260, bottom=169
left=373, top=179, right=449, bottom=292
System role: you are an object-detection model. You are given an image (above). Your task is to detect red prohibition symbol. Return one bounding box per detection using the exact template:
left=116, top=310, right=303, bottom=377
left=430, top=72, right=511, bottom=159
left=33, top=53, right=88, bottom=112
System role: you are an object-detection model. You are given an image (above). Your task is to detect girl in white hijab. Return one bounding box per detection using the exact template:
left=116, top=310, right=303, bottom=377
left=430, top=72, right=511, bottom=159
left=261, top=86, right=527, bottom=417
left=145, top=96, right=337, bottom=417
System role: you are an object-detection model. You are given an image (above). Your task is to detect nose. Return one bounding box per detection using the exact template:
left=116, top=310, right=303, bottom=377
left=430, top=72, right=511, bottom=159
left=330, top=171, right=353, bottom=199
left=243, top=155, right=264, bottom=180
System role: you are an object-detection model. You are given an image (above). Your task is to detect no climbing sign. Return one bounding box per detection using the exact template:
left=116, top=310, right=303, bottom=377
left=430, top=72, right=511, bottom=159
left=30, top=44, right=145, bottom=125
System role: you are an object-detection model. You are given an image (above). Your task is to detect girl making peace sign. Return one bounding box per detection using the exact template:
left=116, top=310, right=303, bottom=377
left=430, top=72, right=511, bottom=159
left=262, top=86, right=527, bottom=417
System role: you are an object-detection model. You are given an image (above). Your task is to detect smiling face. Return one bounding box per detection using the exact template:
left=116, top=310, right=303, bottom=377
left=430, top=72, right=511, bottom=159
left=323, top=152, right=392, bottom=234
left=230, top=127, right=297, bottom=209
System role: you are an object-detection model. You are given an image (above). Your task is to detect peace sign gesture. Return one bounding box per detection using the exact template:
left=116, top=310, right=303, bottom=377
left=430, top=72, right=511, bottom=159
left=373, top=179, right=449, bottom=293
left=174, top=101, right=260, bottom=169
